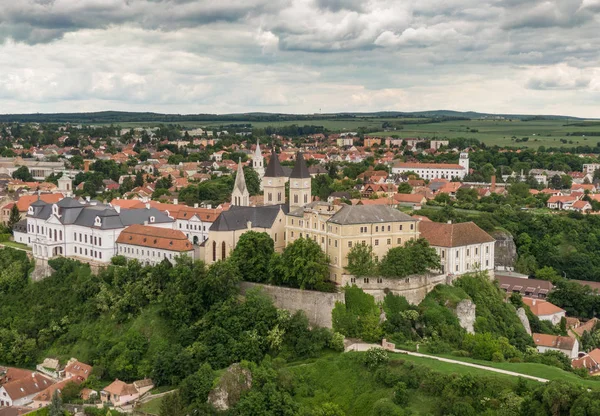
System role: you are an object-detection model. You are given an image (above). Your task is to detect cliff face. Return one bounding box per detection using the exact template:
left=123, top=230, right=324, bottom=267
left=492, top=230, right=517, bottom=270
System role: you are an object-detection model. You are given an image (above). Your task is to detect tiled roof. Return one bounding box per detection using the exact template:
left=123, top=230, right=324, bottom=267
left=522, top=298, right=565, bottom=316
left=533, top=333, right=576, bottom=350
left=264, top=149, right=286, bottom=178
left=64, top=360, right=92, bottom=380
left=328, top=205, right=416, bottom=225
left=418, top=221, right=495, bottom=247
left=2, top=373, right=53, bottom=400
left=117, top=225, right=193, bottom=252
left=102, top=379, right=138, bottom=396
left=32, top=377, right=82, bottom=403
left=15, top=193, right=64, bottom=212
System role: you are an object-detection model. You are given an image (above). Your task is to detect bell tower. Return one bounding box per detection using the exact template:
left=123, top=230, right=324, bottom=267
left=289, top=151, right=311, bottom=209
left=231, top=159, right=249, bottom=206
left=253, top=139, right=265, bottom=189
left=263, top=149, right=286, bottom=206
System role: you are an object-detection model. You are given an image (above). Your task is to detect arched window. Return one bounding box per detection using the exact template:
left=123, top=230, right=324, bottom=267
left=221, top=241, right=226, bottom=260
left=212, top=241, right=217, bottom=262
left=277, top=192, right=282, bottom=202
left=304, top=194, right=308, bottom=203
left=294, top=195, right=298, bottom=204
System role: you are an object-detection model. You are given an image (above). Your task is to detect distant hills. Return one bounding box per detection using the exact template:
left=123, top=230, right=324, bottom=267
left=0, top=110, right=588, bottom=124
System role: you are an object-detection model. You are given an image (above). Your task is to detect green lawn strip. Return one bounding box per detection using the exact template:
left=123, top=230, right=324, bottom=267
left=139, top=396, right=164, bottom=414
left=433, top=353, right=600, bottom=389
left=2, top=241, right=32, bottom=251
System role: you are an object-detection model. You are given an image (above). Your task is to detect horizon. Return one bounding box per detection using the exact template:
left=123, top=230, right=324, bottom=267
left=1, top=1, right=599, bottom=117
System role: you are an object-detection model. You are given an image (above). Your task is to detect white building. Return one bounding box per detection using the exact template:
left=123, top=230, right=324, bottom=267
left=583, top=163, right=600, bottom=175
left=418, top=221, right=495, bottom=276
left=392, top=153, right=469, bottom=180
left=116, top=224, right=195, bottom=265
left=533, top=333, right=579, bottom=359
left=253, top=139, right=265, bottom=188
left=0, top=373, right=53, bottom=407
left=522, top=298, right=566, bottom=326
left=23, top=197, right=174, bottom=263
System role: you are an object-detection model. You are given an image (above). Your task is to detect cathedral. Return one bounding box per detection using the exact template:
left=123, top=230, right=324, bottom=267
left=202, top=144, right=421, bottom=285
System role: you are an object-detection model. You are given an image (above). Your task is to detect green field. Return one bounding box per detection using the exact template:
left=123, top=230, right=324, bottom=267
left=1, top=241, right=31, bottom=251
left=100, top=118, right=600, bottom=148
left=138, top=395, right=164, bottom=414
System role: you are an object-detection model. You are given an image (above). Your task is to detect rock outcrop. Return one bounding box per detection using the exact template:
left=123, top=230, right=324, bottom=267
left=516, top=307, right=532, bottom=335
left=492, top=230, right=517, bottom=271
left=455, top=299, right=476, bottom=334
left=207, top=363, right=252, bottom=411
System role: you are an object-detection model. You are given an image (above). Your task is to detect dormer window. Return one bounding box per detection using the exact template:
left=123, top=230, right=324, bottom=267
left=28, top=207, right=33, bottom=215
left=52, top=204, right=59, bottom=217
left=94, top=216, right=102, bottom=226
left=149, top=216, right=155, bottom=223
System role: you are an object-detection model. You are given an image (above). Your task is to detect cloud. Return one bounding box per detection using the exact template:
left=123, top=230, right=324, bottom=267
left=0, top=0, right=600, bottom=117
left=525, top=64, right=593, bottom=90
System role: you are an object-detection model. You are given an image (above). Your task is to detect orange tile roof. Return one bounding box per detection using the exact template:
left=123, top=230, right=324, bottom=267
left=393, top=193, right=427, bottom=204
left=533, top=333, right=576, bottom=350
left=418, top=221, right=495, bottom=247
left=523, top=298, right=565, bottom=316
left=64, top=360, right=92, bottom=380
left=116, top=224, right=193, bottom=252
left=33, top=377, right=82, bottom=403
left=16, top=193, right=64, bottom=212
left=2, top=373, right=53, bottom=400
left=102, top=379, right=138, bottom=396
left=571, top=318, right=598, bottom=337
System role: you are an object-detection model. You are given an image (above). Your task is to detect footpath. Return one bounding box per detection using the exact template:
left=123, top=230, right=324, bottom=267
left=345, top=342, right=549, bottom=383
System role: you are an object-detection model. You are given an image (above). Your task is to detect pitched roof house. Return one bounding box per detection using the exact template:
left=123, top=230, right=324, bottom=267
left=0, top=373, right=54, bottom=407
left=522, top=298, right=566, bottom=325
left=533, top=333, right=579, bottom=358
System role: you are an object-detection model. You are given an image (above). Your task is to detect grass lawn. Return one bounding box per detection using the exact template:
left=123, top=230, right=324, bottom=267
left=435, top=354, right=600, bottom=389
left=139, top=395, right=165, bottom=414
left=287, top=352, right=538, bottom=416
left=2, top=241, right=32, bottom=251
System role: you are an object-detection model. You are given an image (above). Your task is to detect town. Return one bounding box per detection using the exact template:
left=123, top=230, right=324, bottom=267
left=0, top=118, right=599, bottom=414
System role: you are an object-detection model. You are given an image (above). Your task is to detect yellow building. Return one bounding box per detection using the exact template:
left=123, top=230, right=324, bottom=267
left=286, top=202, right=419, bottom=284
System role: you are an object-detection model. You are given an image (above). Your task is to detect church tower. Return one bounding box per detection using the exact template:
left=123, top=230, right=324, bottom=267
left=459, top=152, right=469, bottom=173
left=253, top=139, right=265, bottom=189
left=289, top=151, right=311, bottom=209
left=263, top=149, right=286, bottom=206
left=231, top=159, right=249, bottom=206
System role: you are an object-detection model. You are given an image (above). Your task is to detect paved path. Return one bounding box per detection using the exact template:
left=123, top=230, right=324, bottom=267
left=346, top=342, right=549, bottom=383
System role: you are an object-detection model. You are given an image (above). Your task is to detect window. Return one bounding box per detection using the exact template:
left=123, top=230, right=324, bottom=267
left=456, top=265, right=459, bottom=271
left=475, top=247, right=479, bottom=255
left=442, top=250, right=445, bottom=258
left=387, top=238, right=391, bottom=245
left=397, top=238, right=401, bottom=244
left=486, top=260, right=489, bottom=266
left=85, top=235, right=87, bottom=243
left=274, top=233, right=277, bottom=242
left=99, top=238, right=102, bottom=246
left=410, top=224, right=414, bottom=230
left=294, top=195, right=298, bottom=204
left=374, top=239, right=379, bottom=246
left=387, top=225, right=391, bottom=231
left=466, top=249, right=470, bottom=256
left=486, top=246, right=489, bottom=254
left=364, top=277, right=369, bottom=283
left=456, top=251, right=459, bottom=258
left=334, top=256, right=338, bottom=264
left=348, top=241, right=352, bottom=248
left=399, top=225, right=403, bottom=231
left=291, top=231, right=294, bottom=238
left=375, top=226, right=379, bottom=232
left=377, top=277, right=383, bottom=284
left=334, top=240, right=338, bottom=247
left=212, top=241, right=216, bottom=262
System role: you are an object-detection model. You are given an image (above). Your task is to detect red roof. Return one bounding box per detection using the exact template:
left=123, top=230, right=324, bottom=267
left=394, top=162, right=464, bottom=170
left=116, top=224, right=193, bottom=252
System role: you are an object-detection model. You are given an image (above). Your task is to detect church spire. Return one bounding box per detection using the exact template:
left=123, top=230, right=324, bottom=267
left=231, top=158, right=249, bottom=206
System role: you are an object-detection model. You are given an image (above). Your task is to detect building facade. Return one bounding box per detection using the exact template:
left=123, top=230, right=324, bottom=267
left=392, top=153, right=469, bottom=180
left=116, top=224, right=195, bottom=265
left=418, top=221, right=495, bottom=276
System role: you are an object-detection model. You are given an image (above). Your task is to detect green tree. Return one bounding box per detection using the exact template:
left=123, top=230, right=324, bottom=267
left=12, top=166, right=33, bottom=182
left=230, top=231, right=274, bottom=283
left=346, top=243, right=377, bottom=277
left=535, top=266, right=561, bottom=283
left=159, top=391, right=186, bottom=416
left=179, top=363, right=215, bottom=408
left=379, top=238, right=440, bottom=278
left=275, top=237, right=329, bottom=290
left=7, top=204, right=21, bottom=233
left=397, top=182, right=412, bottom=194
left=48, top=389, right=63, bottom=416
left=202, top=260, right=242, bottom=308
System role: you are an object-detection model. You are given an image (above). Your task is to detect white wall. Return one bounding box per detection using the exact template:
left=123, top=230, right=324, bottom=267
left=435, top=241, right=495, bottom=276
left=117, top=243, right=194, bottom=265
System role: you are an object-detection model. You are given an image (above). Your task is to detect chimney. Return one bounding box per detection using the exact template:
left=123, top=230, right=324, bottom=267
left=447, top=220, right=452, bottom=224
left=145, top=203, right=150, bottom=210
left=491, top=175, right=496, bottom=192
left=532, top=299, right=536, bottom=306
left=144, top=220, right=148, bottom=226
left=85, top=196, right=90, bottom=202
left=194, top=203, right=199, bottom=208
left=247, top=221, right=252, bottom=229
left=173, top=198, right=178, bottom=205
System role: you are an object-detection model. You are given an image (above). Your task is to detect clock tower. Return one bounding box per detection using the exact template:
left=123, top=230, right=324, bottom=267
left=289, top=151, right=311, bottom=209
left=262, top=149, right=286, bottom=206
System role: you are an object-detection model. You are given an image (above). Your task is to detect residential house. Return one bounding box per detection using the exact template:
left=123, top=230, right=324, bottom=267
left=0, top=373, right=54, bottom=407
left=572, top=349, right=600, bottom=375
left=100, top=379, right=153, bottom=407
left=522, top=298, right=566, bottom=325
left=116, top=224, right=195, bottom=265
left=533, top=333, right=579, bottom=358
left=31, top=377, right=83, bottom=409
left=418, top=221, right=495, bottom=276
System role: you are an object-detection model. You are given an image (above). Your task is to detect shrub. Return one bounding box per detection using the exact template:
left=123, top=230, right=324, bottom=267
left=393, top=382, right=409, bottom=406
left=329, top=332, right=345, bottom=352
left=372, top=398, right=404, bottom=416
left=363, top=348, right=389, bottom=370
left=111, top=255, right=127, bottom=266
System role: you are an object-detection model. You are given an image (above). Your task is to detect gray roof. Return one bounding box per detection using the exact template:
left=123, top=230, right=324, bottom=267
left=210, top=204, right=287, bottom=231
left=290, top=152, right=310, bottom=179
left=328, top=205, right=417, bottom=225
left=233, top=159, right=248, bottom=195
left=264, top=149, right=286, bottom=178
left=28, top=199, right=173, bottom=230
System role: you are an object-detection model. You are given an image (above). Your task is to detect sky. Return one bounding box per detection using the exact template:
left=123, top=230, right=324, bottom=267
left=0, top=0, right=599, bottom=117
